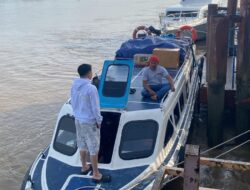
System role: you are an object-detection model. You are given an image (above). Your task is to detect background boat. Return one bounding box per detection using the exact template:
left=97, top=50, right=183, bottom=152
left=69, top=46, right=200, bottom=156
left=159, top=0, right=223, bottom=40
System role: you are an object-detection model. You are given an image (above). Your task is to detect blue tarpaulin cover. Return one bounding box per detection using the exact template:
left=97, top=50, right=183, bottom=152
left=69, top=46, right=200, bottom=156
left=115, top=36, right=189, bottom=63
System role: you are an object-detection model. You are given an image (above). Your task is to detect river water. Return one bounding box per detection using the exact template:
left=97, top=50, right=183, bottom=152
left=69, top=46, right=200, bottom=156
left=0, top=0, right=249, bottom=190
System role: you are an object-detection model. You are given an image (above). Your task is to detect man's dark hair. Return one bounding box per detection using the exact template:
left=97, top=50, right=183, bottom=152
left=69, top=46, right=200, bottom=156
left=77, top=64, right=92, bottom=77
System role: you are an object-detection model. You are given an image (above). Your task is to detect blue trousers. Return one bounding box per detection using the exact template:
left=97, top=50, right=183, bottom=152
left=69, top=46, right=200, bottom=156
left=141, top=84, right=170, bottom=100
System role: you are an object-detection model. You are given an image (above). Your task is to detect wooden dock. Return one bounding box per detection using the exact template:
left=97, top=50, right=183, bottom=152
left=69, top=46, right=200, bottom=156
left=151, top=144, right=250, bottom=190
left=200, top=56, right=236, bottom=108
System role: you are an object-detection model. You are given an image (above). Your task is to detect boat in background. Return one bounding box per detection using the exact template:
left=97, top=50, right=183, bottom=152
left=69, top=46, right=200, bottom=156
left=159, top=0, right=223, bottom=40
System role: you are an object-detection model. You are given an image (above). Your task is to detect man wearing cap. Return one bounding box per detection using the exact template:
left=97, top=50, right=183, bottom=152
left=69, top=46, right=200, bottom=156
left=141, top=55, right=175, bottom=101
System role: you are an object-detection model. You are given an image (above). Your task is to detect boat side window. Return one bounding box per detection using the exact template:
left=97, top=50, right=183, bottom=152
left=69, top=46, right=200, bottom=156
left=119, top=120, right=158, bottom=160
left=102, top=64, right=129, bottom=97
left=164, top=118, right=174, bottom=147
left=181, top=11, right=198, bottom=18
left=53, top=115, right=77, bottom=156
left=174, top=103, right=180, bottom=124
left=179, top=93, right=185, bottom=112
left=166, top=11, right=180, bottom=18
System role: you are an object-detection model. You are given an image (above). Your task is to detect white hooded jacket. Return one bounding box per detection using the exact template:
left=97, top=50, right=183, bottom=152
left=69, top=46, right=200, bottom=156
left=71, top=78, right=103, bottom=125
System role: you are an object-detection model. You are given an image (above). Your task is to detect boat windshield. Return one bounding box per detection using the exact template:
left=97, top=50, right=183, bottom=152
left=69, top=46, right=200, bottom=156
left=103, top=64, right=129, bottom=98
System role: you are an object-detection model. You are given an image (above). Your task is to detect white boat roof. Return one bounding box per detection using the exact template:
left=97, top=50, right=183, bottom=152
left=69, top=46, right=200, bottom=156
left=166, top=0, right=222, bottom=11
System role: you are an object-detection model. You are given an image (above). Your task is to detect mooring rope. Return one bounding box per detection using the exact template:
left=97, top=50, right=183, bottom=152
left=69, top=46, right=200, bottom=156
left=162, top=175, right=182, bottom=186
left=170, top=129, right=250, bottom=168
left=201, top=130, right=250, bottom=155
left=215, top=139, right=250, bottom=159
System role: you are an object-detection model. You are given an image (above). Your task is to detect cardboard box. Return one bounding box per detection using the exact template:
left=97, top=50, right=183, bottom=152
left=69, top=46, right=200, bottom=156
left=153, top=48, right=180, bottom=69
left=134, top=54, right=151, bottom=67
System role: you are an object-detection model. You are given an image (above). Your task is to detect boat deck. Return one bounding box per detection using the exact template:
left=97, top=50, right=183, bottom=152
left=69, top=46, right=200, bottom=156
left=127, top=67, right=178, bottom=111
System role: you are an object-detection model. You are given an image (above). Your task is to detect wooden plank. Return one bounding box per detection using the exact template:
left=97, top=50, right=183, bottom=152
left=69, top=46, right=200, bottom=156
left=183, top=145, right=200, bottom=190
left=207, top=15, right=229, bottom=86
left=206, top=4, right=218, bottom=82
left=200, top=157, right=250, bottom=171
left=165, top=166, right=184, bottom=176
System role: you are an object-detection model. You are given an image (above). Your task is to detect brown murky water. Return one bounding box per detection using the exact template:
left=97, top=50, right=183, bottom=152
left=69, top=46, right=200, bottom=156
left=0, top=0, right=249, bottom=190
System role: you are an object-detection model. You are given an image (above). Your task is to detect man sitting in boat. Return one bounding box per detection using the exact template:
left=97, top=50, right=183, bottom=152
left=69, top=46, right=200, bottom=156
left=141, top=55, right=175, bottom=101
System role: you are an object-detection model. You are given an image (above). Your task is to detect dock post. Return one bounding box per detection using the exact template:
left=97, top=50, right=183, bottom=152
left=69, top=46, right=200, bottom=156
left=183, top=145, right=200, bottom=190
left=227, top=0, right=238, bottom=56
left=206, top=4, right=218, bottom=83
left=236, top=0, right=250, bottom=138
left=207, top=15, right=229, bottom=146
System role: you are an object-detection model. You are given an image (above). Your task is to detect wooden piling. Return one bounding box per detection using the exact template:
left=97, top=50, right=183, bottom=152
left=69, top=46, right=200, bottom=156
left=236, top=0, right=250, bottom=138
left=183, top=145, right=200, bottom=190
left=207, top=14, right=229, bottom=147
left=206, top=4, right=218, bottom=82
left=227, top=0, right=238, bottom=56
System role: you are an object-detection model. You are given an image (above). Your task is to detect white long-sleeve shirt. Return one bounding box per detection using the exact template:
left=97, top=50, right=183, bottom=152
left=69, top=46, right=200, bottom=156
left=71, top=78, right=103, bottom=125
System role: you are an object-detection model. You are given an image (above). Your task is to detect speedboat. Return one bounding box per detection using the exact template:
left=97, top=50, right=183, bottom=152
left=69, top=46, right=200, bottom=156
left=159, top=0, right=223, bottom=40
left=21, top=34, right=204, bottom=190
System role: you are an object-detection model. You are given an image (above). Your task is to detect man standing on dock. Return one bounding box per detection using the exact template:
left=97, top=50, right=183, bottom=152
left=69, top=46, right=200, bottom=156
left=71, top=64, right=111, bottom=183
left=141, top=55, right=175, bottom=101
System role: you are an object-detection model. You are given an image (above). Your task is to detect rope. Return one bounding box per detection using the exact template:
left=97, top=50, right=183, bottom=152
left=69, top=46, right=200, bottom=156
left=162, top=175, right=181, bottom=186
left=161, top=131, right=250, bottom=186
left=215, top=140, right=250, bottom=159
left=201, top=130, right=250, bottom=155
left=166, top=130, right=250, bottom=167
